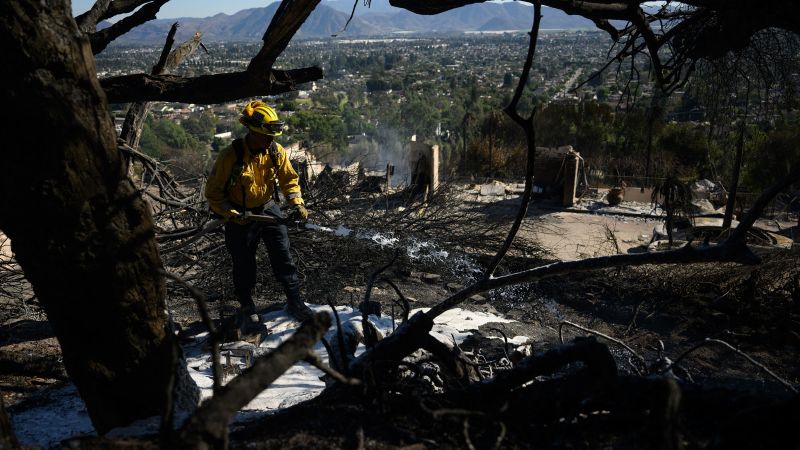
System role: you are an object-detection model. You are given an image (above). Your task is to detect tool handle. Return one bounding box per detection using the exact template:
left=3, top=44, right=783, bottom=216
left=240, top=212, right=284, bottom=224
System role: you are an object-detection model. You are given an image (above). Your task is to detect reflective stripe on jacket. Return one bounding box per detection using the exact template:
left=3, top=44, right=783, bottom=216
left=205, top=140, right=303, bottom=217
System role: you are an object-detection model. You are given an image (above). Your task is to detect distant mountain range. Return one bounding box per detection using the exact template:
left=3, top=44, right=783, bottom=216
left=110, top=1, right=596, bottom=44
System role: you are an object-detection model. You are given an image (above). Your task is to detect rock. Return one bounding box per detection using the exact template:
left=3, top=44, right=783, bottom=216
left=473, top=303, right=498, bottom=315
left=505, top=183, right=526, bottom=195
left=421, top=273, right=441, bottom=284
left=689, top=179, right=713, bottom=199
left=607, top=187, right=625, bottom=205
left=690, top=199, right=716, bottom=214
left=446, top=282, right=462, bottom=291
left=343, top=286, right=361, bottom=293
left=689, top=179, right=727, bottom=207
left=480, top=181, right=506, bottom=196
left=469, top=294, right=487, bottom=303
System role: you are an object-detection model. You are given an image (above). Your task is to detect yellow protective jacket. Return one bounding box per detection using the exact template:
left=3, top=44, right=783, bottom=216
left=205, top=139, right=303, bottom=217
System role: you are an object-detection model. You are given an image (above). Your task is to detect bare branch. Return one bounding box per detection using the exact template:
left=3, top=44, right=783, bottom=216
left=74, top=0, right=112, bottom=33
left=728, top=165, right=800, bottom=243
left=120, top=23, right=180, bottom=149
left=178, top=312, right=331, bottom=448
left=558, top=320, right=646, bottom=374
left=472, top=337, right=617, bottom=397
left=428, top=238, right=760, bottom=319
left=484, top=1, right=542, bottom=277
left=152, top=23, right=181, bottom=75
left=89, top=0, right=170, bottom=54
left=665, top=338, right=798, bottom=393
left=101, top=0, right=154, bottom=21
left=248, top=0, right=322, bottom=75
left=101, top=67, right=323, bottom=104
left=161, top=270, right=224, bottom=393
left=304, top=350, right=361, bottom=385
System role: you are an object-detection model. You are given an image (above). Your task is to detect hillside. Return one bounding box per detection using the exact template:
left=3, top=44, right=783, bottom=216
left=112, top=2, right=594, bottom=44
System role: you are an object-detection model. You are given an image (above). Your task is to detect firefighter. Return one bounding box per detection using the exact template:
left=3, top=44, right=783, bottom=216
left=205, top=101, right=313, bottom=324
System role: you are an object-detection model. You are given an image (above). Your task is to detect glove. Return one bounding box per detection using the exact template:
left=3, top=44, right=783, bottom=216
left=289, top=204, right=308, bottom=221
left=224, top=209, right=247, bottom=225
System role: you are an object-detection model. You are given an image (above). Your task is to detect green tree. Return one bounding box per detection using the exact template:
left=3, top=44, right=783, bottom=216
left=139, top=121, right=165, bottom=158
left=287, top=110, right=347, bottom=151
left=181, top=111, right=216, bottom=143
left=656, top=122, right=708, bottom=176
left=743, top=117, right=800, bottom=191
left=152, top=118, right=200, bottom=150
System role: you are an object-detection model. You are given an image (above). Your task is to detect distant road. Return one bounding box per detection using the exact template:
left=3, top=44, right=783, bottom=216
left=555, top=68, right=583, bottom=99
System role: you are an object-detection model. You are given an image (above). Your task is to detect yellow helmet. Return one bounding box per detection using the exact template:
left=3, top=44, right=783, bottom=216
left=239, top=101, right=284, bottom=136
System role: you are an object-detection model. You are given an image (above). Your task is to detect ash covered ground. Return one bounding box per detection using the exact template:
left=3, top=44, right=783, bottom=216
left=2, top=185, right=799, bottom=449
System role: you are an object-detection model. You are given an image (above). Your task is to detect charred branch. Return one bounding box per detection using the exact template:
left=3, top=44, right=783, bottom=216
left=101, top=67, right=323, bottom=104
left=728, top=165, right=800, bottom=244
left=348, top=312, right=435, bottom=377
left=485, top=1, right=542, bottom=278
left=89, top=0, right=169, bottom=54
left=99, top=0, right=157, bottom=22
left=178, top=312, right=331, bottom=449
left=120, top=23, right=179, bottom=149
left=249, top=0, right=322, bottom=75
left=74, top=0, right=112, bottom=33
left=467, top=337, right=617, bottom=399
left=421, top=334, right=481, bottom=384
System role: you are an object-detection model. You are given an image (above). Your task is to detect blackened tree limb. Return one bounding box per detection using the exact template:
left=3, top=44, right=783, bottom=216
left=389, top=0, right=486, bottom=14
left=471, top=338, right=617, bottom=398
left=348, top=312, right=435, bottom=376
left=120, top=22, right=179, bottom=149
left=152, top=23, right=180, bottom=75
left=162, top=270, right=223, bottom=393
left=74, top=0, right=112, bottom=33
left=727, top=165, right=800, bottom=243
left=422, top=334, right=480, bottom=383
left=428, top=237, right=760, bottom=319
left=390, top=0, right=630, bottom=19
left=100, top=0, right=155, bottom=22
left=484, top=1, right=542, bottom=278
left=101, top=67, right=323, bottom=104
left=89, top=0, right=169, bottom=54
left=248, top=0, right=322, bottom=75
left=178, top=312, right=331, bottom=449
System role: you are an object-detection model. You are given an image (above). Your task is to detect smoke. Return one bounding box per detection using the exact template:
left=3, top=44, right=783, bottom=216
left=317, top=127, right=414, bottom=185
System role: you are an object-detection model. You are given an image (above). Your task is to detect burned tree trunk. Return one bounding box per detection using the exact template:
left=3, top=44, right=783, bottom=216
left=0, top=1, right=196, bottom=433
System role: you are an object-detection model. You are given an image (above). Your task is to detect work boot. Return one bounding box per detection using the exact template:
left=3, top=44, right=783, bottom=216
left=237, top=307, right=263, bottom=336
left=236, top=296, right=261, bottom=327
left=285, top=296, right=314, bottom=321
left=237, top=295, right=256, bottom=316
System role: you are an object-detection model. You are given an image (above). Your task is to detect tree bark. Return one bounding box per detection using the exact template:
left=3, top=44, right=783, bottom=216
left=0, top=0, right=196, bottom=433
